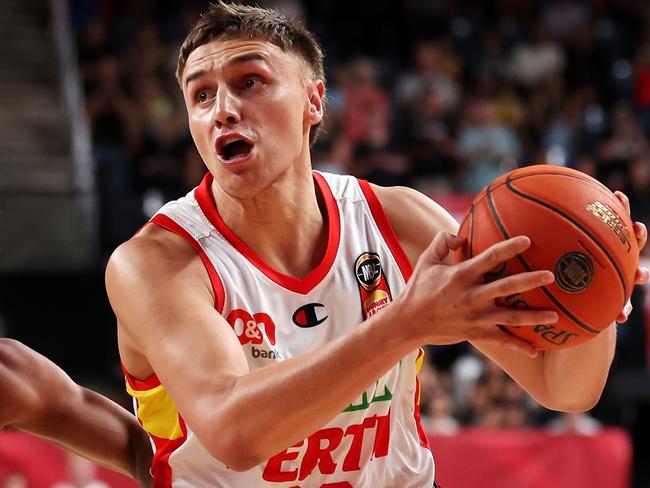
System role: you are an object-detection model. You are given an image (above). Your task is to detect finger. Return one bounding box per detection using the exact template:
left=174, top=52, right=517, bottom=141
left=616, top=300, right=633, bottom=323
left=472, top=270, right=555, bottom=302
left=463, top=236, right=531, bottom=277
left=423, top=232, right=466, bottom=265
left=635, top=267, right=649, bottom=285
left=614, top=191, right=631, bottom=216
left=481, top=307, right=559, bottom=327
left=634, top=221, right=647, bottom=250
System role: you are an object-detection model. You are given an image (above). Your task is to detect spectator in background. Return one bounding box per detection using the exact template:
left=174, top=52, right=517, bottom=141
left=341, top=58, right=410, bottom=185
left=396, top=39, right=460, bottom=116
left=77, top=18, right=114, bottom=89
left=340, top=58, right=391, bottom=149
left=395, top=40, right=463, bottom=191
left=467, top=360, right=535, bottom=429
left=457, top=98, right=520, bottom=194
left=548, top=412, right=602, bottom=436
left=427, top=388, right=460, bottom=436
left=509, top=22, right=565, bottom=89
left=417, top=361, right=459, bottom=436
left=84, top=55, right=144, bottom=252
left=596, top=105, right=650, bottom=193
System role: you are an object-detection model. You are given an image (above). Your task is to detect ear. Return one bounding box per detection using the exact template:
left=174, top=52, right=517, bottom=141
left=306, top=80, right=325, bottom=126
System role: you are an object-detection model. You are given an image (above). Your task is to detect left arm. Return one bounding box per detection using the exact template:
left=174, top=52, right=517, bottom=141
left=0, top=339, right=152, bottom=486
left=375, top=184, right=646, bottom=412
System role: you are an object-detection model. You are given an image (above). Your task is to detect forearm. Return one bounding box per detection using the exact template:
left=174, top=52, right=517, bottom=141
left=204, top=303, right=417, bottom=469
left=542, top=325, right=616, bottom=411
left=472, top=325, right=616, bottom=412
left=16, top=386, right=151, bottom=484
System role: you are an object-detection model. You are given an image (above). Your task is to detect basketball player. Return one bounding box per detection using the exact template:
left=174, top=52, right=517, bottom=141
left=105, top=3, right=648, bottom=486
left=0, top=338, right=152, bottom=486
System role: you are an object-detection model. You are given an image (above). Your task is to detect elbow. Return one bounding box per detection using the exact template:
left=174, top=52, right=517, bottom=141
left=200, top=414, right=265, bottom=471
left=541, top=392, right=602, bottom=413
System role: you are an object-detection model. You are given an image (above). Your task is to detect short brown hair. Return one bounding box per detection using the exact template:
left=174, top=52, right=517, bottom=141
left=177, top=1, right=326, bottom=145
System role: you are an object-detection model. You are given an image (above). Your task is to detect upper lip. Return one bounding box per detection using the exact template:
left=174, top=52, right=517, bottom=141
left=215, top=132, right=255, bottom=159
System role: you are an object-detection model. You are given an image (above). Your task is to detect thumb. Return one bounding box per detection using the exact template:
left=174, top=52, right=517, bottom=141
left=423, top=232, right=466, bottom=265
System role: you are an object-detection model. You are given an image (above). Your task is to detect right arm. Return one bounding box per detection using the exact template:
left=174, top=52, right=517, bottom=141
left=107, top=228, right=555, bottom=470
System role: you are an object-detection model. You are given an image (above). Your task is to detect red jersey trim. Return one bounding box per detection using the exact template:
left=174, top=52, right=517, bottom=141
left=149, top=416, right=188, bottom=488
left=357, top=179, right=413, bottom=282
left=194, top=172, right=341, bottom=295
left=122, top=363, right=161, bottom=390
left=150, top=213, right=226, bottom=313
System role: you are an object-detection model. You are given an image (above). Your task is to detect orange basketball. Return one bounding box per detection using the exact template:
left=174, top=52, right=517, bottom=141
left=455, top=165, right=639, bottom=350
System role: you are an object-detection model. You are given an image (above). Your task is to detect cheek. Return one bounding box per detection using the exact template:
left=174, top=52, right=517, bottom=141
left=188, top=112, right=213, bottom=155
left=258, top=91, right=307, bottom=147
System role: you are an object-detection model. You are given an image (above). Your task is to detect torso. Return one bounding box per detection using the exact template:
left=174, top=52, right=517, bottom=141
left=121, top=171, right=436, bottom=488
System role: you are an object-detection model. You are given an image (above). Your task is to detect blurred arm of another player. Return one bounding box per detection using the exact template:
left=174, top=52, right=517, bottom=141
left=0, top=338, right=152, bottom=487
left=375, top=184, right=648, bottom=413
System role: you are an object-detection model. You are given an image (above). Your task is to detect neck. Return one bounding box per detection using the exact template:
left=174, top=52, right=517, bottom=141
left=211, top=166, right=328, bottom=279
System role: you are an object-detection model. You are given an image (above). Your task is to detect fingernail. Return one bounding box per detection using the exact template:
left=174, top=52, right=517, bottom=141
left=545, top=312, right=559, bottom=323
left=541, top=271, right=555, bottom=284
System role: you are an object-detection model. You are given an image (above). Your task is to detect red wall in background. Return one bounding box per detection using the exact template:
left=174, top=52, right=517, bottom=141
left=0, top=428, right=631, bottom=488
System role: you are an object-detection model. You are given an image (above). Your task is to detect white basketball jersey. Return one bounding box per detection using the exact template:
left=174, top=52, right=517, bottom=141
left=123, top=171, right=435, bottom=488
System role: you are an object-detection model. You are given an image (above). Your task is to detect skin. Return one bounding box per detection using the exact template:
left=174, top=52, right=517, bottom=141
left=0, top=339, right=152, bottom=487
left=107, top=37, right=649, bottom=471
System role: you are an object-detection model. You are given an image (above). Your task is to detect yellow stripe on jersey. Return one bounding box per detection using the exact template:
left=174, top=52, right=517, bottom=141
left=415, top=347, right=425, bottom=374
left=125, top=382, right=184, bottom=440
left=415, top=347, right=425, bottom=406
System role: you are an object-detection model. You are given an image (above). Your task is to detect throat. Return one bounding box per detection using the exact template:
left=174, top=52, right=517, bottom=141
left=243, top=217, right=330, bottom=279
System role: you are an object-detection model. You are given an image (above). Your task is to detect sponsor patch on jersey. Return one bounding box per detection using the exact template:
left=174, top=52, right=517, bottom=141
left=227, top=309, right=277, bottom=346
left=292, top=303, right=328, bottom=328
left=354, top=252, right=393, bottom=320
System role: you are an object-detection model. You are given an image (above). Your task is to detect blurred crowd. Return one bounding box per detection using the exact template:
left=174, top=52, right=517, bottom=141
left=69, top=0, right=650, bottom=433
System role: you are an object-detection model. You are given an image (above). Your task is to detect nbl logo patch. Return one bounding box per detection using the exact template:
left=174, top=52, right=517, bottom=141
left=354, top=252, right=393, bottom=319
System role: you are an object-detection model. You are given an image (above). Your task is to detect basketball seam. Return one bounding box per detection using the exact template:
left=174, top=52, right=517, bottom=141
left=505, top=175, right=628, bottom=300
left=468, top=169, right=605, bottom=206
left=485, top=185, right=601, bottom=335
left=508, top=169, right=608, bottom=189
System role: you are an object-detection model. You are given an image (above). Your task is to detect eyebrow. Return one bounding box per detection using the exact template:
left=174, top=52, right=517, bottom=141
left=184, top=52, right=269, bottom=88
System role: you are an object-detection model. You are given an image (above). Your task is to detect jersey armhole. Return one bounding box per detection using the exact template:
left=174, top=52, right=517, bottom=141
left=149, top=213, right=226, bottom=313
left=357, top=179, right=414, bottom=282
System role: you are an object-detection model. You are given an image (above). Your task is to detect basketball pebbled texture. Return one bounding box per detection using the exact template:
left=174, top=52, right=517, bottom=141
left=455, top=165, right=639, bottom=350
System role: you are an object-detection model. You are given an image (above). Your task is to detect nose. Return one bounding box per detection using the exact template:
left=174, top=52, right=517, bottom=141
left=213, top=88, right=241, bottom=128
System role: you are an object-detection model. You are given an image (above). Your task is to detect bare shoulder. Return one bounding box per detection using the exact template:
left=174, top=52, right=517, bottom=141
left=106, top=224, right=212, bottom=307
left=106, top=224, right=214, bottom=373
left=107, top=224, right=201, bottom=283
left=370, top=184, right=459, bottom=266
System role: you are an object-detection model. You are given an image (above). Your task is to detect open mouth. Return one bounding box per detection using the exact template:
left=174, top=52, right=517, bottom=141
left=217, top=137, right=253, bottom=162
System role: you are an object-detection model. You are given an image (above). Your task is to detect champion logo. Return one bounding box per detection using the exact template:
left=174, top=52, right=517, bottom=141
left=292, top=303, right=328, bottom=328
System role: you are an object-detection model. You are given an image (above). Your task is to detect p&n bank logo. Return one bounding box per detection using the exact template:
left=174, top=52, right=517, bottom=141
left=226, top=309, right=283, bottom=360
left=226, top=309, right=283, bottom=359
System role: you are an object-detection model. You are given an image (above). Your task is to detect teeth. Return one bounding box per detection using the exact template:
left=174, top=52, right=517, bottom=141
left=222, top=136, right=243, bottom=147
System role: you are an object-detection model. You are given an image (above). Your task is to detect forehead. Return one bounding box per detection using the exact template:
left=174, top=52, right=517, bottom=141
left=183, top=38, right=306, bottom=83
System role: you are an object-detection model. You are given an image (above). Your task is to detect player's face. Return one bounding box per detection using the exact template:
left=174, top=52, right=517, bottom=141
left=182, top=38, right=324, bottom=198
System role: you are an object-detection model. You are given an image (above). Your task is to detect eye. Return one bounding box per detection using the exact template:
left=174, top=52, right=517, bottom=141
left=196, top=90, right=213, bottom=104
left=243, top=77, right=263, bottom=90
